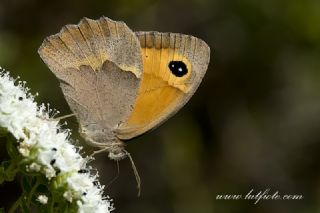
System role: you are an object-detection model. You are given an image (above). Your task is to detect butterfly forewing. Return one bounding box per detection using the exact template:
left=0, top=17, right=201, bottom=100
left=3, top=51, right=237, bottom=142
left=118, top=31, right=210, bottom=139
left=38, top=17, right=143, bottom=145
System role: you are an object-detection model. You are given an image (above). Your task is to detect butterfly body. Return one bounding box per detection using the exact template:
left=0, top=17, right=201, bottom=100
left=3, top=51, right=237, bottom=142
left=38, top=17, right=210, bottom=160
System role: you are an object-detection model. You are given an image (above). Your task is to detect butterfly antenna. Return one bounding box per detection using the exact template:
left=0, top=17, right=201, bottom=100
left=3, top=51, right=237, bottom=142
left=124, top=150, right=141, bottom=197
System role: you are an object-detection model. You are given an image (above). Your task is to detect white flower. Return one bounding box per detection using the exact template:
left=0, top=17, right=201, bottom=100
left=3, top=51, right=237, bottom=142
left=0, top=69, right=113, bottom=213
left=37, top=195, right=48, bottom=204
left=64, top=190, right=74, bottom=202
left=27, top=162, right=41, bottom=172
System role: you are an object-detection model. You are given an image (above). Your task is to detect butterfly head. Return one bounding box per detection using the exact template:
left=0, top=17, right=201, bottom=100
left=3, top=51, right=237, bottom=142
left=79, top=123, right=126, bottom=160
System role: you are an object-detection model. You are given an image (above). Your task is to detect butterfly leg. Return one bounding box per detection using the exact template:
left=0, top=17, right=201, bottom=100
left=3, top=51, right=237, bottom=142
left=89, top=147, right=110, bottom=158
left=123, top=150, right=141, bottom=197
left=51, top=113, right=76, bottom=121
left=105, top=161, right=120, bottom=189
left=41, top=113, right=76, bottom=121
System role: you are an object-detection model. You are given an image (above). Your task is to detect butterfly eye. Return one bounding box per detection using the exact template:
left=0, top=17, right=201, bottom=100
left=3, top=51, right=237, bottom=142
left=168, top=61, right=188, bottom=77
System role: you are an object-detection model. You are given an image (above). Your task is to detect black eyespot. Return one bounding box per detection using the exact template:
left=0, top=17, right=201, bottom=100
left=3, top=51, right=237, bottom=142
left=168, top=61, right=188, bottom=77
left=52, top=147, right=57, bottom=151
left=18, top=97, right=23, bottom=101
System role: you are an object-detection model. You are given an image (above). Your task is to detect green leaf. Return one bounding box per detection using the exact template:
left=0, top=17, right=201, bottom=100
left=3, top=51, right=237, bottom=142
left=21, top=176, right=32, bottom=193
left=0, top=160, right=18, bottom=183
left=0, top=127, right=8, bottom=136
left=20, top=195, right=30, bottom=213
left=6, top=134, right=19, bottom=159
left=0, top=164, right=5, bottom=184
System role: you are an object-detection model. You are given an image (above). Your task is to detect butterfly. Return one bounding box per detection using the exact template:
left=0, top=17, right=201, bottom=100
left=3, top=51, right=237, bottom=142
left=38, top=17, right=210, bottom=190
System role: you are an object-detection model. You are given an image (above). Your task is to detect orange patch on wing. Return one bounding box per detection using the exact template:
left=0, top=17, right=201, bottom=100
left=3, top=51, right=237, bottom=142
left=118, top=47, right=192, bottom=139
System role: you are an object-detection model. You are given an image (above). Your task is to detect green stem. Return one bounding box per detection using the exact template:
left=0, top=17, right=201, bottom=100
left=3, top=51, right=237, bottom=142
left=49, top=195, right=55, bottom=213
left=8, top=196, right=21, bottom=213
left=26, top=177, right=41, bottom=205
left=46, top=188, right=55, bottom=213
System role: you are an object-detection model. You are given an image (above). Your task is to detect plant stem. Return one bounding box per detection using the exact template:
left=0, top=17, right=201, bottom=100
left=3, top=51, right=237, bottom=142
left=26, top=177, right=41, bottom=205
left=49, top=195, right=55, bottom=213
left=8, top=196, right=21, bottom=213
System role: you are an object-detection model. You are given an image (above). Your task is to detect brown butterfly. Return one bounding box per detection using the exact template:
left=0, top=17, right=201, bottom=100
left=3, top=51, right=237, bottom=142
left=38, top=17, right=210, bottom=194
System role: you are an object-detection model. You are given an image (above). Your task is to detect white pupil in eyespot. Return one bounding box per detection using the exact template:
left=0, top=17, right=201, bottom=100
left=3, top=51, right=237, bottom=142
left=168, top=61, right=188, bottom=77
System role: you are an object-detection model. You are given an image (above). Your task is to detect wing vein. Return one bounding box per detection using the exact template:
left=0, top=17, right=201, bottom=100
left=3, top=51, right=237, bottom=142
left=65, top=26, right=93, bottom=68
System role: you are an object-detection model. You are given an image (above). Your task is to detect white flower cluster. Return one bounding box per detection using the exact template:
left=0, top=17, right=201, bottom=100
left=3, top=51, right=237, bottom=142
left=37, top=195, right=48, bottom=204
left=0, top=69, right=114, bottom=212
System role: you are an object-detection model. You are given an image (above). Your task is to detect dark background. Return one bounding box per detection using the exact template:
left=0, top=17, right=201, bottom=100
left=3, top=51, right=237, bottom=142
left=1, top=0, right=320, bottom=212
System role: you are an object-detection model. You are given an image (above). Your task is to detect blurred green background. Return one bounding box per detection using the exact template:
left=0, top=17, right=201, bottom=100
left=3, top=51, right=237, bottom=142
left=1, top=0, right=320, bottom=212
